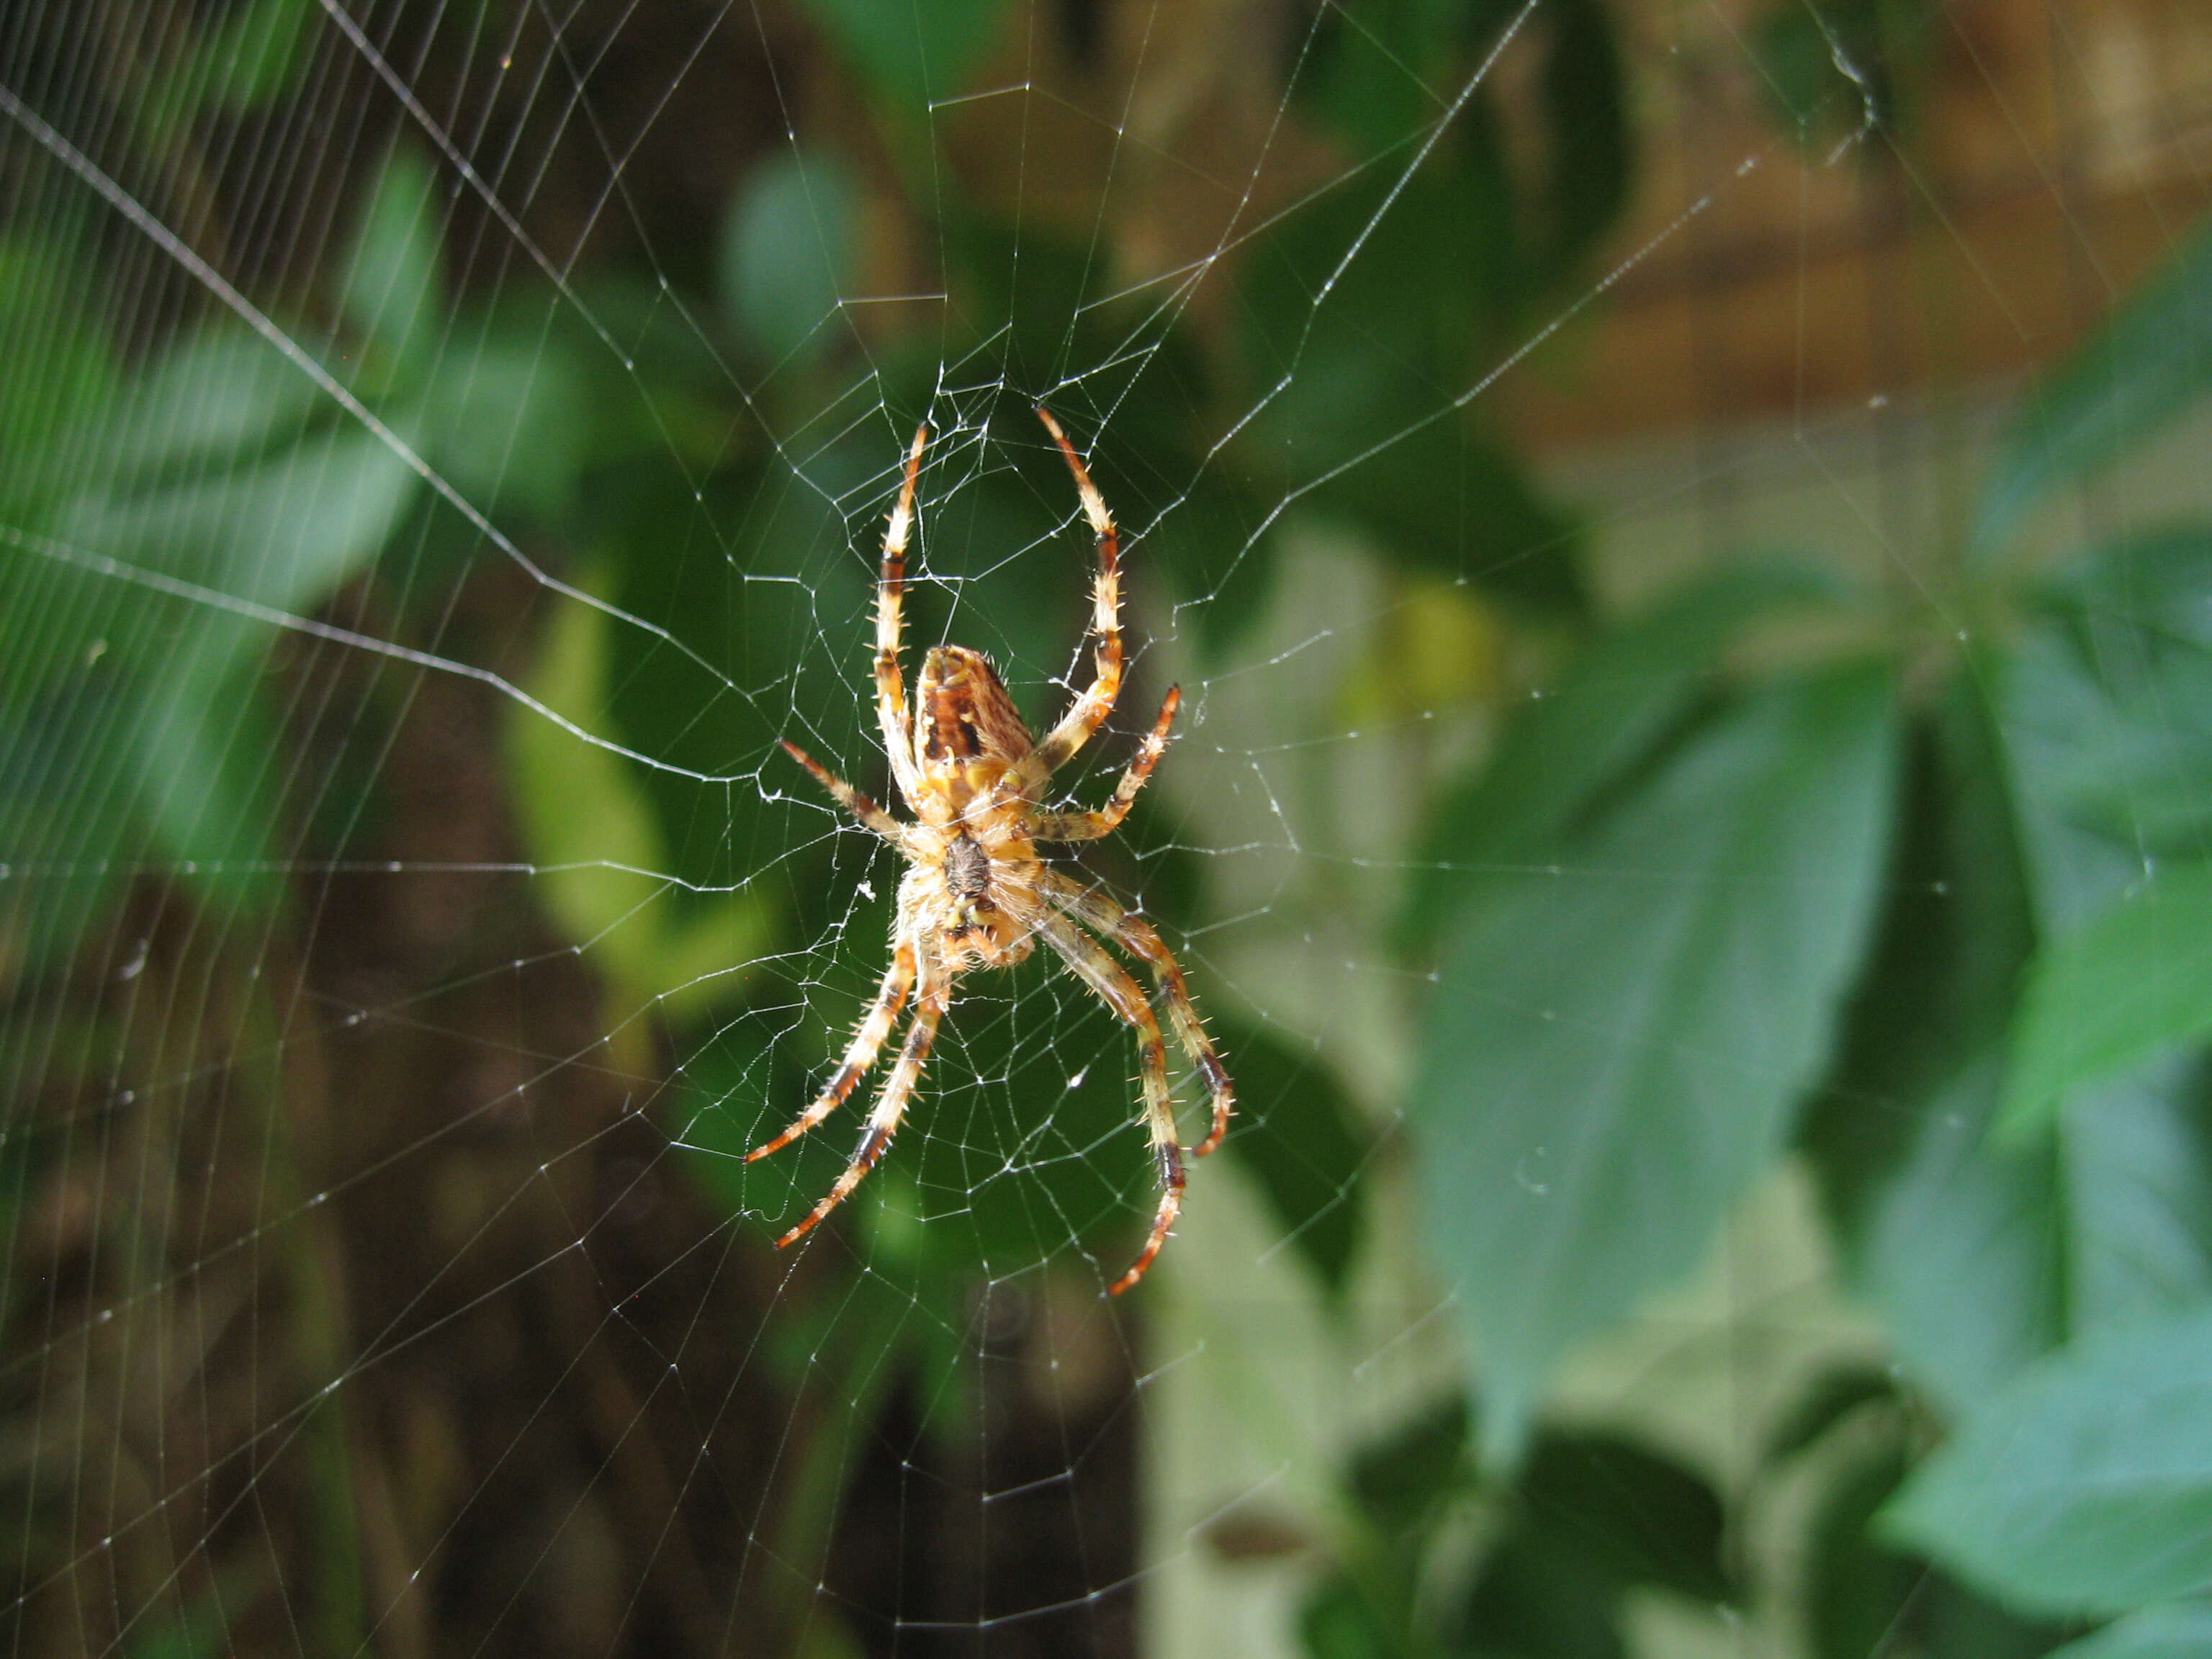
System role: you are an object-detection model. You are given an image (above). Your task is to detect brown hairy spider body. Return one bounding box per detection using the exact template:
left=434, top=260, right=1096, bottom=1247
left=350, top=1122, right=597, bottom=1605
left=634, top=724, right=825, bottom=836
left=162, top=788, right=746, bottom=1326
left=754, top=410, right=1233, bottom=1295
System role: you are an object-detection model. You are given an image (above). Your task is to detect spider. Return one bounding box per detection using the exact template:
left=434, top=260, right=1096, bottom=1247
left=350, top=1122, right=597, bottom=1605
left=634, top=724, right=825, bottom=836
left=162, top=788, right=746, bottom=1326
left=754, top=409, right=1233, bottom=1295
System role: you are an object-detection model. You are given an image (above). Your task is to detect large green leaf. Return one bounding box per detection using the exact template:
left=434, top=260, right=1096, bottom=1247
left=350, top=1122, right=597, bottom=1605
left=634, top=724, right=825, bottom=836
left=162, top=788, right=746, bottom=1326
left=599, top=442, right=884, bottom=911
left=1974, top=531, right=2212, bottom=1352
left=1822, top=1051, right=2065, bottom=1410
left=2000, top=864, right=2212, bottom=1139
left=1884, top=1306, right=2212, bottom=1617
left=337, top=146, right=445, bottom=384
left=1815, top=618, right=2212, bottom=1401
left=1238, top=161, right=1584, bottom=613
left=2000, top=529, right=2212, bottom=934
left=129, top=652, right=285, bottom=919
left=1975, top=217, right=2212, bottom=556
left=14, top=387, right=420, bottom=933
left=505, top=583, right=778, bottom=1025
left=1806, top=678, right=2061, bottom=1409
left=1404, top=562, right=1836, bottom=943
left=1789, top=1401, right=2059, bottom=1659
left=96, top=322, right=324, bottom=482
left=2048, top=1603, right=2212, bottom=1659
left=0, top=233, right=117, bottom=520
left=1215, top=1019, right=1370, bottom=1299
left=55, top=422, right=419, bottom=686
left=716, top=150, right=860, bottom=367
left=138, top=0, right=319, bottom=140
left=1413, top=663, right=1898, bottom=1457
left=420, top=323, right=589, bottom=521
left=2059, top=1051, right=2212, bottom=1344
left=1534, top=0, right=1632, bottom=283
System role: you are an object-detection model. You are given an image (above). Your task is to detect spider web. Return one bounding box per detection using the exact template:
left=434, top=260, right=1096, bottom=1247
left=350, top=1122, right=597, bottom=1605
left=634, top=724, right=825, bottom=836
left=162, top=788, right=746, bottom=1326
left=1, top=1, right=2208, bottom=1656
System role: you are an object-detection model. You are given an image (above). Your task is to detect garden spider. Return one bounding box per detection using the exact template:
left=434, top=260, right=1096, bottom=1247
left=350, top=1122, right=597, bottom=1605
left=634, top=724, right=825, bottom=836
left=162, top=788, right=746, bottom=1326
left=755, top=409, right=1233, bottom=1295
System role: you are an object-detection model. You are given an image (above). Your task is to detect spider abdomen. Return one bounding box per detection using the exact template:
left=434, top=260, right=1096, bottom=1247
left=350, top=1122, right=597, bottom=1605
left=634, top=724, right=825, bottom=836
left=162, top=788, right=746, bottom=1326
left=917, top=647, right=1034, bottom=767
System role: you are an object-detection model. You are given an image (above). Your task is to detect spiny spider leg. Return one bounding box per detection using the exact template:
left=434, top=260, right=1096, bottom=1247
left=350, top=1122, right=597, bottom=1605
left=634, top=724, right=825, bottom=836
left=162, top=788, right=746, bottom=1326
left=1034, top=685, right=1179, bottom=842
left=1031, top=909, right=1183, bottom=1295
left=876, top=424, right=928, bottom=807
left=1040, top=869, right=1233, bottom=1158
left=1030, top=408, right=1123, bottom=780
left=746, top=936, right=915, bottom=1164
left=779, top=739, right=910, bottom=845
left=775, top=948, right=949, bottom=1249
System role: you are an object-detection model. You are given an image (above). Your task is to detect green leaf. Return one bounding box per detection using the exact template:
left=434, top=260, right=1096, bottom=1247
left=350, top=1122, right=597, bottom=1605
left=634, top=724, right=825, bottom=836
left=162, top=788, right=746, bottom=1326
left=0, top=234, right=117, bottom=515
left=2060, top=1051, right=2212, bottom=1344
left=1238, top=158, right=1585, bottom=611
left=1976, top=217, right=2212, bottom=555
left=337, top=148, right=444, bottom=382
left=669, top=1016, right=806, bottom=1226
left=505, top=584, right=777, bottom=1025
left=1831, top=1051, right=2065, bottom=1409
left=1404, top=562, right=1836, bottom=943
left=1814, top=667, right=2212, bottom=1406
left=2000, top=864, right=2212, bottom=1139
left=1750, top=0, right=1933, bottom=145
left=2048, top=1602, right=2212, bottom=1659
left=127, top=652, right=284, bottom=919
left=1803, top=1437, right=1924, bottom=1659
left=1449, top=1425, right=1725, bottom=1659
left=138, top=0, right=319, bottom=140
left=1215, top=1020, right=1370, bottom=1298
left=1454, top=1529, right=1628, bottom=1659
left=1803, top=685, right=2059, bottom=1410
left=1414, top=664, right=1899, bottom=1458
left=717, top=150, right=861, bottom=367
left=1298, top=1572, right=1406, bottom=1659
left=1761, top=1363, right=1903, bottom=1465
left=793, top=0, right=1004, bottom=122
left=1515, top=1430, right=1732, bottom=1604
left=63, top=422, right=419, bottom=619
left=21, top=408, right=418, bottom=928
left=1346, top=1394, right=1473, bottom=1537
left=199, top=0, right=319, bottom=112
left=0, top=666, right=143, bottom=972
left=96, top=322, right=323, bottom=482
left=599, top=445, right=871, bottom=909
left=421, top=324, right=588, bottom=520
left=1300, top=0, right=1465, bottom=155
left=2001, top=529, right=2212, bottom=932
left=1534, top=0, right=1632, bottom=282
left=1884, top=1305, right=2212, bottom=1617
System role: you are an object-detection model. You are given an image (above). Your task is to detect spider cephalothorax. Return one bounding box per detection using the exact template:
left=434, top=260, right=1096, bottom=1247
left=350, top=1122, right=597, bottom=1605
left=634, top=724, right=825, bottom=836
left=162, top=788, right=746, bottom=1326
left=754, top=410, right=1233, bottom=1295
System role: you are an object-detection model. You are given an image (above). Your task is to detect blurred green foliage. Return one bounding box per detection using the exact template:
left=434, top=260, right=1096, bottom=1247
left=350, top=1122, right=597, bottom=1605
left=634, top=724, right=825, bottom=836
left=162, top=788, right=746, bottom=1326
left=1297, top=1395, right=1735, bottom=1659
left=1405, top=174, right=2212, bottom=1658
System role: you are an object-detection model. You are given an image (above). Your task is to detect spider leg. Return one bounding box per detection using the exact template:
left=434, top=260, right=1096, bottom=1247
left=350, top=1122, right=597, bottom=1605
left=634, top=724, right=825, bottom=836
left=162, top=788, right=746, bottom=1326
left=1040, top=869, right=1233, bottom=1159
left=876, top=424, right=928, bottom=807
left=779, top=739, right=912, bottom=847
left=745, top=936, right=916, bottom=1163
left=774, top=949, right=949, bottom=1249
left=1032, top=909, right=1183, bottom=1296
left=1030, top=408, right=1123, bottom=780
left=1034, top=685, right=1179, bottom=842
